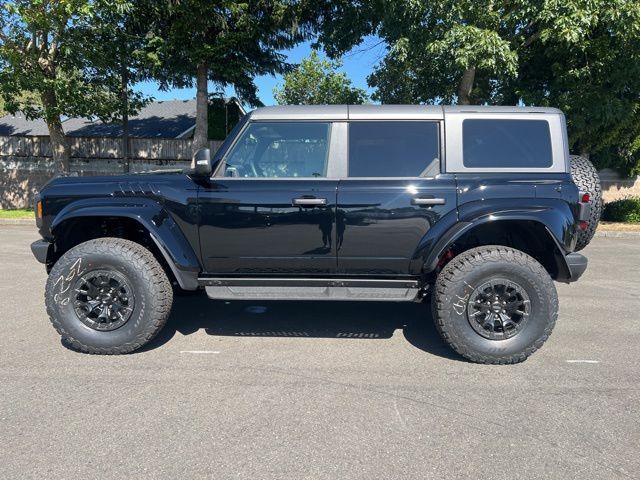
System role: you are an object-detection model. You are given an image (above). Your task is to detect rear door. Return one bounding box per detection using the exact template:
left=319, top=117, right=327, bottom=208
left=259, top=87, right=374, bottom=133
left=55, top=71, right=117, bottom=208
left=336, top=119, right=457, bottom=275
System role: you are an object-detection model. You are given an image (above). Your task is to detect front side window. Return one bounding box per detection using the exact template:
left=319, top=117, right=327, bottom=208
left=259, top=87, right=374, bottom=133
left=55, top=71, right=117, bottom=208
left=223, top=122, right=330, bottom=178
left=462, top=119, right=553, bottom=168
left=348, top=121, right=440, bottom=177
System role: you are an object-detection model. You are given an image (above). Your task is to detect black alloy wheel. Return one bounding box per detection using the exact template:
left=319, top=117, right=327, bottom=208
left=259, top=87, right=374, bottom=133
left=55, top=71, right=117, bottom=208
left=73, top=270, right=135, bottom=331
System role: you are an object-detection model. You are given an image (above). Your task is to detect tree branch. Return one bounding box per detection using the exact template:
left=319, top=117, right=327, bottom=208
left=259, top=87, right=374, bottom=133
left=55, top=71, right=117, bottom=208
left=49, top=13, right=70, bottom=61
left=522, top=30, right=541, bottom=48
left=0, top=29, right=22, bottom=54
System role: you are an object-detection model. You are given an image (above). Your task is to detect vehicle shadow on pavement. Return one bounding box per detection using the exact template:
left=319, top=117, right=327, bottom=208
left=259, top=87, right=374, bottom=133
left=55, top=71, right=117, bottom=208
left=141, top=291, right=463, bottom=361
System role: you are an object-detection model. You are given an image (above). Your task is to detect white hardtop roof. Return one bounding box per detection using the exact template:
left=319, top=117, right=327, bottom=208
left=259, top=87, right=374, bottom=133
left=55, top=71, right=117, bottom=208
left=248, top=104, right=563, bottom=121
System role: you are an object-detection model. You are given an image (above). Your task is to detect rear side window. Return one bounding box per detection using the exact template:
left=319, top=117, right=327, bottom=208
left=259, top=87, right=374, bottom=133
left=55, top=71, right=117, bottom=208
left=462, top=119, right=552, bottom=168
left=348, top=122, right=440, bottom=177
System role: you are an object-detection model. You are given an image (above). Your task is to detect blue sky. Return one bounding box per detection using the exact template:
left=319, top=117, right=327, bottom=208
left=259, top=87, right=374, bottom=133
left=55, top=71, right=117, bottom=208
left=134, top=38, right=387, bottom=107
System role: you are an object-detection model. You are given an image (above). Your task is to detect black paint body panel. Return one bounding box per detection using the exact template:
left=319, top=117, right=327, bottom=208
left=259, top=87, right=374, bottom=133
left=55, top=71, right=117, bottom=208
left=336, top=177, right=457, bottom=275
left=34, top=166, right=583, bottom=283
left=198, top=179, right=338, bottom=274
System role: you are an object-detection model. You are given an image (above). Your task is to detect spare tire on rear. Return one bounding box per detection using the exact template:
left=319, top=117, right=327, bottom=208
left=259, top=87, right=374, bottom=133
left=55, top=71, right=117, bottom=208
left=570, top=155, right=602, bottom=251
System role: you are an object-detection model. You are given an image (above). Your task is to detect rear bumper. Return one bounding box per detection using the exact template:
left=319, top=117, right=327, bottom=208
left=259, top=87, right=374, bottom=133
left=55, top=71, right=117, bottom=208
left=561, top=253, right=588, bottom=283
left=31, top=239, right=51, bottom=264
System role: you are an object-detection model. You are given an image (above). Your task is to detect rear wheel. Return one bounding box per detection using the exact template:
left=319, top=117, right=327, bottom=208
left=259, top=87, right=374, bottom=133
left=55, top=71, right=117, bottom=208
left=432, top=246, right=558, bottom=364
left=570, top=155, right=602, bottom=251
left=45, top=238, right=173, bottom=354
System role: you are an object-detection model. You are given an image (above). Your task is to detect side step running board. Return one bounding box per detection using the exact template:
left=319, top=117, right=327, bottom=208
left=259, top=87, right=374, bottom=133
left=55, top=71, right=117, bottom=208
left=200, top=278, right=421, bottom=302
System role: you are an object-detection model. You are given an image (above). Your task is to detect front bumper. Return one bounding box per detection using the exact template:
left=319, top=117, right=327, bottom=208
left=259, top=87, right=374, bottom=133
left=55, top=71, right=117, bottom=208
left=31, top=239, right=51, bottom=264
left=564, top=252, right=588, bottom=282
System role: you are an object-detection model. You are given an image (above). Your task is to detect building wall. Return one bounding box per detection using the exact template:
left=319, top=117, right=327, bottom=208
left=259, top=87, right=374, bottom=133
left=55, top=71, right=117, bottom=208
left=0, top=136, right=222, bottom=209
left=599, top=169, right=640, bottom=203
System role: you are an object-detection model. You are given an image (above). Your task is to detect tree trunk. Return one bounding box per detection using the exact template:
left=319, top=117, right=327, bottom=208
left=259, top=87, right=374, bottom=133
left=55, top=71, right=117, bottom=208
left=193, top=62, right=209, bottom=156
left=40, top=89, right=70, bottom=174
left=122, top=60, right=130, bottom=173
left=457, top=67, right=476, bottom=105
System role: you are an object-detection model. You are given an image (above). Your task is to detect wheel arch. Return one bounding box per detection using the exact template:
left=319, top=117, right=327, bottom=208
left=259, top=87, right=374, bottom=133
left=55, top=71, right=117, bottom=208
left=420, top=217, right=571, bottom=281
left=49, top=198, right=200, bottom=290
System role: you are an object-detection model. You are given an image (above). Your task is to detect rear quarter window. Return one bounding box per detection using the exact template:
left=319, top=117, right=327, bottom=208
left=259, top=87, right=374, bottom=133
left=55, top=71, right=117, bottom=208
left=463, top=119, right=553, bottom=168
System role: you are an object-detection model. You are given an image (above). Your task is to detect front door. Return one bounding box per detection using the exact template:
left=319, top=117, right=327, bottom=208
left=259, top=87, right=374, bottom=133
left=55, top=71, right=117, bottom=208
left=336, top=120, right=458, bottom=275
left=198, top=121, right=338, bottom=274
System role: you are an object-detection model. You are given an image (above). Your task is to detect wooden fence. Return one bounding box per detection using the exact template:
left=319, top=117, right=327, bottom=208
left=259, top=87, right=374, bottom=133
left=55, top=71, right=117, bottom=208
left=0, top=135, right=223, bottom=160
left=0, top=135, right=223, bottom=209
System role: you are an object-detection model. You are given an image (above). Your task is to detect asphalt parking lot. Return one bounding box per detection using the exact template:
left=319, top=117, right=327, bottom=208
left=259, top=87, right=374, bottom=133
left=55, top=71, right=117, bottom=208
left=0, top=225, right=638, bottom=479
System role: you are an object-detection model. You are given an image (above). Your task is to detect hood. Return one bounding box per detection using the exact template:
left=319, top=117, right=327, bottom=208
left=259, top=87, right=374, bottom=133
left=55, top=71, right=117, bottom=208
left=40, top=169, right=186, bottom=191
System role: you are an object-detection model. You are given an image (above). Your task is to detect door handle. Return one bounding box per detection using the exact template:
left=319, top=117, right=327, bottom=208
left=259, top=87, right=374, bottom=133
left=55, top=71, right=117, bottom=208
left=293, top=197, right=327, bottom=207
left=411, top=197, right=446, bottom=206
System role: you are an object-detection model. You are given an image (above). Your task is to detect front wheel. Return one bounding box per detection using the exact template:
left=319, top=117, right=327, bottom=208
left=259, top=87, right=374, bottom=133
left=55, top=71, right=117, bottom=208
left=432, top=246, right=558, bottom=364
left=45, top=238, right=173, bottom=354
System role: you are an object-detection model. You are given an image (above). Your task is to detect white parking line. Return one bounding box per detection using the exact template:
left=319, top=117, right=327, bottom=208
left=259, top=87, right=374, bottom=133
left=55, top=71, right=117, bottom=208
left=566, top=359, right=599, bottom=364
left=180, top=350, right=220, bottom=354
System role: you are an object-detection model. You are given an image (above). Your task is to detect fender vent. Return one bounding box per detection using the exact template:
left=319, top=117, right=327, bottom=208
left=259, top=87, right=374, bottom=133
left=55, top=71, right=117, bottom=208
left=117, top=183, right=160, bottom=196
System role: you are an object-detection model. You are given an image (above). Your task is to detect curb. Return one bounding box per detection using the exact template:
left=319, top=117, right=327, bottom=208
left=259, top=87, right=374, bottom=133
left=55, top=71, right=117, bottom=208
left=0, top=218, right=35, bottom=226
left=594, top=230, right=640, bottom=238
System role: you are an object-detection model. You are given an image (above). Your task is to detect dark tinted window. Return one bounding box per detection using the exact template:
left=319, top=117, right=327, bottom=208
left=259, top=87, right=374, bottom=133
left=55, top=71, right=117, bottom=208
left=462, top=119, right=552, bottom=168
left=348, top=122, right=440, bottom=177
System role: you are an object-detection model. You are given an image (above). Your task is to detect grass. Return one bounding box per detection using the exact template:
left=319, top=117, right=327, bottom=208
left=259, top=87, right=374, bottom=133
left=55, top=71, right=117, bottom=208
left=598, top=221, right=640, bottom=231
left=0, top=209, right=34, bottom=219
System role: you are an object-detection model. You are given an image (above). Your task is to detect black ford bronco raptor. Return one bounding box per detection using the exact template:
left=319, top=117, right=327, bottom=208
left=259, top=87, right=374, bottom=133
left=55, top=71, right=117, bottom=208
left=31, top=105, right=601, bottom=363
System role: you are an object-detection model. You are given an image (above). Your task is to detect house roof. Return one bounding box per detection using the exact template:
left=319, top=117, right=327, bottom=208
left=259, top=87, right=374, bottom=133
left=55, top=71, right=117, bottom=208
left=0, top=111, right=50, bottom=136
left=0, top=98, right=245, bottom=138
left=65, top=99, right=199, bottom=138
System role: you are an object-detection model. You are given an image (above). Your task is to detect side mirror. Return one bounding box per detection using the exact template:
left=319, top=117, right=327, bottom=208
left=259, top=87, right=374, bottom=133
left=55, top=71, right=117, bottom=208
left=192, top=148, right=215, bottom=177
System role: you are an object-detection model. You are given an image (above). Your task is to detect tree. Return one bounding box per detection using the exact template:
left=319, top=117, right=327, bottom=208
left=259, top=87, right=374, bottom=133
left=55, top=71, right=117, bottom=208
left=513, top=1, right=640, bottom=176
left=138, top=0, right=311, bottom=153
left=0, top=91, right=40, bottom=117
left=273, top=50, right=368, bottom=105
left=0, top=1, right=147, bottom=173
left=316, top=0, right=640, bottom=175
left=316, top=1, right=536, bottom=105
left=89, top=4, right=151, bottom=171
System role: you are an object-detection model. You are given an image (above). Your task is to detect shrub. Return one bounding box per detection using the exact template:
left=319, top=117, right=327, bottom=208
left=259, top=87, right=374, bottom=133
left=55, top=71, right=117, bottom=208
left=602, top=197, right=640, bottom=223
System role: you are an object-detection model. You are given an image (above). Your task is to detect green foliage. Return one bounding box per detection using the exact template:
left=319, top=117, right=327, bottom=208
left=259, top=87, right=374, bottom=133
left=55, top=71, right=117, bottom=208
left=317, top=0, right=521, bottom=104
left=316, top=0, right=640, bottom=175
left=0, top=91, right=40, bottom=116
left=0, top=1, right=148, bottom=123
left=207, top=96, right=244, bottom=140
left=515, top=0, right=640, bottom=177
left=273, top=51, right=368, bottom=105
left=137, top=0, right=309, bottom=107
left=602, top=197, right=640, bottom=223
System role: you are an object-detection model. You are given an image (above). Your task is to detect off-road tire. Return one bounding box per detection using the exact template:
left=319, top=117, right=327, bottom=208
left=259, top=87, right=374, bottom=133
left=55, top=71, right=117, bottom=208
left=432, top=246, right=558, bottom=364
left=45, top=238, right=173, bottom=354
left=570, top=155, right=602, bottom=251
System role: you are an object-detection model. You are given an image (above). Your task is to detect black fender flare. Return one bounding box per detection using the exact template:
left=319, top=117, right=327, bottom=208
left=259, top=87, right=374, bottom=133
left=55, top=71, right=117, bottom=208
left=412, top=198, right=577, bottom=280
left=50, top=197, right=201, bottom=290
